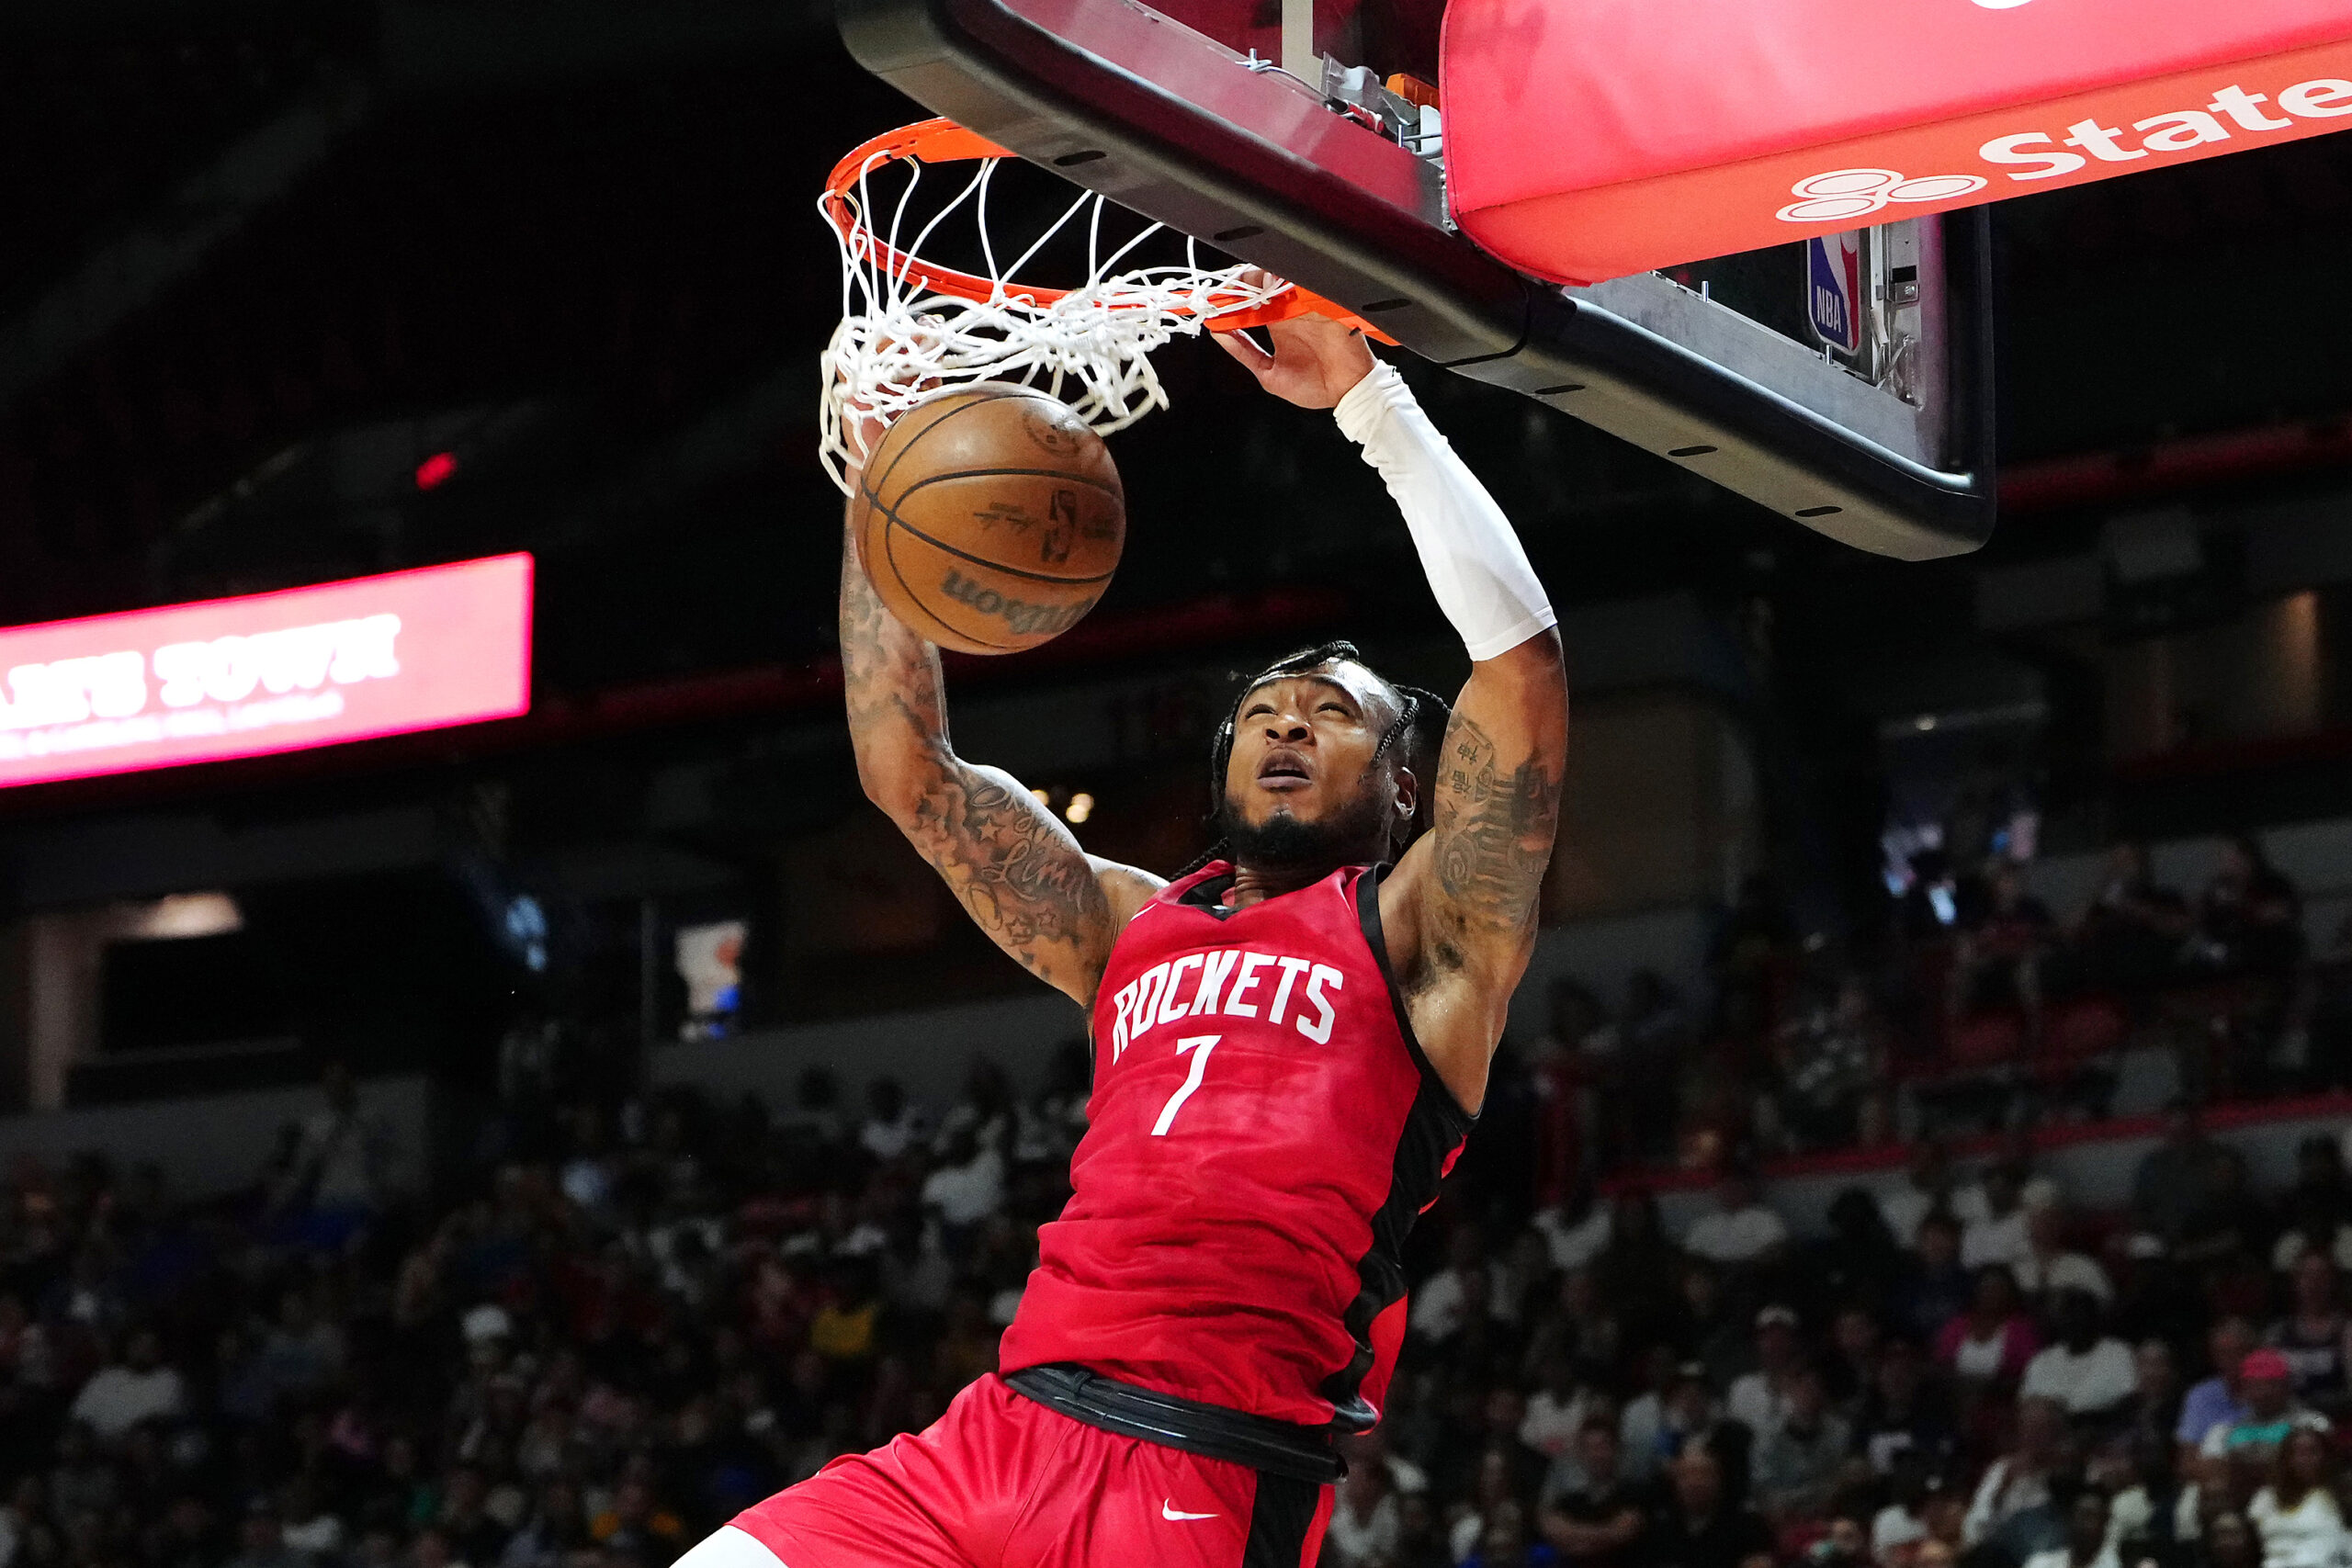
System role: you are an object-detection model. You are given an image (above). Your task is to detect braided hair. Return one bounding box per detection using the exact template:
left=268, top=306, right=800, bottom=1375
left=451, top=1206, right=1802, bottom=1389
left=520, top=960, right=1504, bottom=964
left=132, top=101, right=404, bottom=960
left=1187, top=640, right=1452, bottom=875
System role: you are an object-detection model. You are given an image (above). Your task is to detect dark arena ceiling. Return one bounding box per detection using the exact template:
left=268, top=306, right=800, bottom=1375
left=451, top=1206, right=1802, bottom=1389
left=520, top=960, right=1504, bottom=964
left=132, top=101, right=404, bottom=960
left=4, top=1, right=2351, bottom=726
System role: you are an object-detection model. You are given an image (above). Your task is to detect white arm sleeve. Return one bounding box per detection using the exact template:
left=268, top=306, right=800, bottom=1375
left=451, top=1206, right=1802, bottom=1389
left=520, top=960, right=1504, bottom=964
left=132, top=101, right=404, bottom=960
left=1334, top=359, right=1556, bottom=661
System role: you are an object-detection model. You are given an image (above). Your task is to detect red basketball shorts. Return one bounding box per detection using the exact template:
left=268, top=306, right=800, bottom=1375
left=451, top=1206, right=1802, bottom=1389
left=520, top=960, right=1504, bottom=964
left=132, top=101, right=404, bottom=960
left=716, top=1373, right=1332, bottom=1568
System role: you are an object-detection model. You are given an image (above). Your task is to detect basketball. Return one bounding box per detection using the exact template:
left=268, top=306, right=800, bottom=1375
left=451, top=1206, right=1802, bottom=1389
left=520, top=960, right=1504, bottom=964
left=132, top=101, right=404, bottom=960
left=850, top=384, right=1125, bottom=656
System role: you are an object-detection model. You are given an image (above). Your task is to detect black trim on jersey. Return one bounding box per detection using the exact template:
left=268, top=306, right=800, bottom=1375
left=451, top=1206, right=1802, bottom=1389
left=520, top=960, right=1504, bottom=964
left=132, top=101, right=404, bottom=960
left=1176, top=864, right=1242, bottom=921
left=1353, top=863, right=1479, bottom=1123
left=1318, top=863, right=1476, bottom=1433
left=1241, top=1472, right=1325, bottom=1568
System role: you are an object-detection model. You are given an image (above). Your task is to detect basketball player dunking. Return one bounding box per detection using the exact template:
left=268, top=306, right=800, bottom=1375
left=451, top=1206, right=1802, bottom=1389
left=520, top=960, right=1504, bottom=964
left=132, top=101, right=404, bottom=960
left=682, top=312, right=1566, bottom=1568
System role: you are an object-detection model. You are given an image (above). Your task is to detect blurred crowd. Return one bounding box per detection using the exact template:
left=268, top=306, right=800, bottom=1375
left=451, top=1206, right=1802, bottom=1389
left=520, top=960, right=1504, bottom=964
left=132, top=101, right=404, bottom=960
left=1539, top=836, right=2352, bottom=1180
left=1331, top=1104, right=2352, bottom=1568
left=5, top=859, right=2352, bottom=1568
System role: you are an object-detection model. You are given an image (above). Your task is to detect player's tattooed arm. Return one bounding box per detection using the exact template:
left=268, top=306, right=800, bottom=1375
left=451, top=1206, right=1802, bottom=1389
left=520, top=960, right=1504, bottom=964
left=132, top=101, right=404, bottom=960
left=1391, top=630, right=1567, bottom=1099
left=839, top=515, right=1162, bottom=1004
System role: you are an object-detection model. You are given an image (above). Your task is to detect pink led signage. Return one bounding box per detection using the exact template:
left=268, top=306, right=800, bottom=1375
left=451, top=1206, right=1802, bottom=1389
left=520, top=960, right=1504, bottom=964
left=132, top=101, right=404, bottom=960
left=0, top=554, right=533, bottom=788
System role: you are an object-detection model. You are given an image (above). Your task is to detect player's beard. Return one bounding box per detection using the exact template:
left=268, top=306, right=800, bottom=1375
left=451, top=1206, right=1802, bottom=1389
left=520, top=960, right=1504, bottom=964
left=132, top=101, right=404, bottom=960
left=1217, top=779, right=1395, bottom=874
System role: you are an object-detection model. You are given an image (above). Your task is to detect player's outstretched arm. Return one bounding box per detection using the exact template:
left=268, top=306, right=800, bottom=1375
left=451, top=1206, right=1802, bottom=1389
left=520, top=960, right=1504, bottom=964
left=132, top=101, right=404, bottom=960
left=839, top=502, right=1164, bottom=1006
left=1221, top=311, right=1567, bottom=1109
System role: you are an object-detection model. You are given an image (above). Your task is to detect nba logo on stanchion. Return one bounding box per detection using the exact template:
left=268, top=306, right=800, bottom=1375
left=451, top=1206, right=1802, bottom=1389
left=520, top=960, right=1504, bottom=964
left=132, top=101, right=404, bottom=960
left=1805, top=232, right=1864, bottom=358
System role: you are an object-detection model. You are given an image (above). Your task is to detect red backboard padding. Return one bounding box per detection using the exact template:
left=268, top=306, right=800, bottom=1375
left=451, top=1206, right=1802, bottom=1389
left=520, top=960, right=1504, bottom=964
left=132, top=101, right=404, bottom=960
left=1442, top=0, right=2352, bottom=285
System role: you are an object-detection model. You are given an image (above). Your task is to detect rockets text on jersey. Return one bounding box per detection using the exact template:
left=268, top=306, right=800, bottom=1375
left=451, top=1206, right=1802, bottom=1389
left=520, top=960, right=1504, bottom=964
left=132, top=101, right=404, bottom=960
left=999, top=861, right=1474, bottom=1429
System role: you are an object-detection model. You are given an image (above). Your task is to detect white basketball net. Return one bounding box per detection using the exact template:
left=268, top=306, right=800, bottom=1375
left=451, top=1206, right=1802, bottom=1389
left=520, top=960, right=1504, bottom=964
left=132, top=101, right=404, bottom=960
left=820, top=148, right=1286, bottom=493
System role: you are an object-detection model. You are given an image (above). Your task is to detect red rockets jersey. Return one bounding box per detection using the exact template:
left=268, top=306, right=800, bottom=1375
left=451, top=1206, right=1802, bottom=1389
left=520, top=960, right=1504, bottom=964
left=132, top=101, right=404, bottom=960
left=998, top=861, right=1475, bottom=1429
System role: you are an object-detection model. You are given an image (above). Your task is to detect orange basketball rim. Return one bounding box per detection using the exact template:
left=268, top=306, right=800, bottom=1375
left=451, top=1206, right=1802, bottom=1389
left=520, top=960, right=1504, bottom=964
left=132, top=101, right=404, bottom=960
left=821, top=118, right=1390, bottom=339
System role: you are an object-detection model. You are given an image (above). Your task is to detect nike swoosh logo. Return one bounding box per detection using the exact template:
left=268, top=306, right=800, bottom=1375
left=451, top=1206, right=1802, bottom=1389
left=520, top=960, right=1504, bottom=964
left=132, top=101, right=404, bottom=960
left=1161, top=1500, right=1219, bottom=1522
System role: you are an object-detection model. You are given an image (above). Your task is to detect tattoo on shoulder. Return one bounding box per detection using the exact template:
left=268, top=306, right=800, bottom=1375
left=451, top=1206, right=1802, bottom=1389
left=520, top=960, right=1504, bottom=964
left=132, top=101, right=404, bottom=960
left=910, top=766, right=1112, bottom=980
left=1430, top=712, right=1563, bottom=956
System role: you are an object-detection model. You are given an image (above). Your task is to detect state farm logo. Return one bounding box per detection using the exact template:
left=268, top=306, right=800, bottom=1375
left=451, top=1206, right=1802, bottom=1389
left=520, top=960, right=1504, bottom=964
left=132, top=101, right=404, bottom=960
left=1777, top=168, right=1988, bottom=223
left=1777, top=75, right=2352, bottom=226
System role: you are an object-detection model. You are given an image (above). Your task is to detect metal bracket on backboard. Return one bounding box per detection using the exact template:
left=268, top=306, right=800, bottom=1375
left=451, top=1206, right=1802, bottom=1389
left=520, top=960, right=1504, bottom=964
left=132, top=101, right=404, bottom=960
left=837, top=0, right=1998, bottom=559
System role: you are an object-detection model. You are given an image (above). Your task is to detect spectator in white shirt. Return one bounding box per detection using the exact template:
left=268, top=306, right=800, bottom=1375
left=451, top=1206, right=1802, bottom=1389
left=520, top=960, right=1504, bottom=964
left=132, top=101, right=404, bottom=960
left=1683, top=1170, right=1790, bottom=1269
left=919, top=1126, right=1005, bottom=1230
left=2020, top=1290, right=2139, bottom=1418
left=67, top=1328, right=185, bottom=1441
left=1408, top=1227, right=1500, bottom=1343
left=1522, top=1352, right=1600, bottom=1463
left=1879, top=1142, right=1958, bottom=1249
left=1536, top=1189, right=1613, bottom=1273
left=1955, top=1131, right=2063, bottom=1224
left=276, top=1062, right=397, bottom=1219
left=1324, top=1453, right=1402, bottom=1567
left=1961, top=1163, right=2035, bottom=1274
left=2248, top=1427, right=2347, bottom=1568
left=1727, top=1305, right=1807, bottom=1437
left=1964, top=1396, right=2068, bottom=1547
left=857, top=1077, right=926, bottom=1162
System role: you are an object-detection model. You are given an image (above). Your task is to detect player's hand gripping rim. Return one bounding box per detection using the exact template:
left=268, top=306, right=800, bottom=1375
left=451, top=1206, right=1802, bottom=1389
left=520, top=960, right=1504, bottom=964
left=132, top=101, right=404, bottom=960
left=1213, top=270, right=1378, bottom=411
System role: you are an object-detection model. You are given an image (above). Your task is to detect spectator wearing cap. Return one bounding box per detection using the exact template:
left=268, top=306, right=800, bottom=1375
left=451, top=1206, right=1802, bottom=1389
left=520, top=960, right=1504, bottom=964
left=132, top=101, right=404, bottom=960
left=2199, top=1350, right=2329, bottom=1463
left=2020, top=1289, right=2138, bottom=1419
left=2179, top=1318, right=2259, bottom=1457
left=1727, top=1306, right=1806, bottom=1437
left=1683, top=1171, right=1790, bottom=1270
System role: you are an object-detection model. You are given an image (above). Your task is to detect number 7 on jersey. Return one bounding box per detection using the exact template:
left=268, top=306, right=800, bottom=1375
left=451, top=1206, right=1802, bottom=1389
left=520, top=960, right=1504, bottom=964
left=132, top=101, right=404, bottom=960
left=1149, top=1036, right=1221, bottom=1136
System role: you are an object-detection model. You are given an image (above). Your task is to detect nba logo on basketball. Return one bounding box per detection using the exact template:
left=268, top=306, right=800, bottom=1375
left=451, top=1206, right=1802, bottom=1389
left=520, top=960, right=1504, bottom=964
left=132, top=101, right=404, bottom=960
left=1041, top=490, right=1078, bottom=565
left=1805, top=232, right=1863, bottom=358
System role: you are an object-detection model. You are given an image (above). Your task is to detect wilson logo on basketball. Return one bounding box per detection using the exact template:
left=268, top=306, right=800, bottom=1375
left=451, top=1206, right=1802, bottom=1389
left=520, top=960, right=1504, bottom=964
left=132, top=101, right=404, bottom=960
left=938, top=569, right=1093, bottom=638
